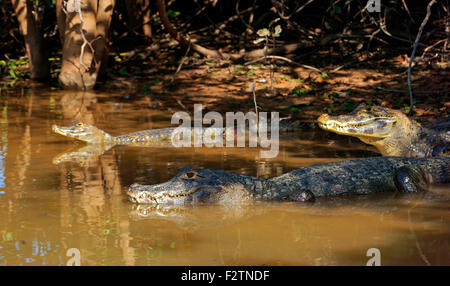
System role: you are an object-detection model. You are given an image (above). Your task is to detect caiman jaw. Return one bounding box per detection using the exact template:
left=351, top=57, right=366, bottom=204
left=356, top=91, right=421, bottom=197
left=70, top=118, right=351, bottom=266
left=128, top=184, right=160, bottom=205
left=317, top=113, right=396, bottom=139
left=53, top=121, right=111, bottom=144
left=52, top=121, right=95, bottom=143
left=127, top=183, right=222, bottom=206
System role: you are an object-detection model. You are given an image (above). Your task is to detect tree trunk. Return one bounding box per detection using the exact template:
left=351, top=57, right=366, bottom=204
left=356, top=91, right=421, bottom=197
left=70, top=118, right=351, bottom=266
left=141, top=0, right=152, bottom=38
left=56, top=0, right=66, bottom=44
left=125, top=0, right=139, bottom=29
left=125, top=0, right=152, bottom=39
left=57, top=0, right=115, bottom=90
left=11, top=0, right=50, bottom=80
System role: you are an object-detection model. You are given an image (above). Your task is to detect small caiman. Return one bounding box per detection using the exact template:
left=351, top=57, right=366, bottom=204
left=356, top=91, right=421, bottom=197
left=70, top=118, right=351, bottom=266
left=317, top=104, right=450, bottom=157
left=52, top=119, right=304, bottom=145
left=53, top=121, right=196, bottom=145
left=127, top=156, right=449, bottom=206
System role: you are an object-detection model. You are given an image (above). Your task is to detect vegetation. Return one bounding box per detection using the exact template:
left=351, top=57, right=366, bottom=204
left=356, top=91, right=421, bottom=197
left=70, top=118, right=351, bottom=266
left=0, top=0, right=448, bottom=119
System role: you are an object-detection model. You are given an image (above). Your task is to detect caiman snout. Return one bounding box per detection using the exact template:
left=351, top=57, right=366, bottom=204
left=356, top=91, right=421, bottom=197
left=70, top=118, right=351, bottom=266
left=128, top=183, right=161, bottom=205
left=317, top=114, right=330, bottom=126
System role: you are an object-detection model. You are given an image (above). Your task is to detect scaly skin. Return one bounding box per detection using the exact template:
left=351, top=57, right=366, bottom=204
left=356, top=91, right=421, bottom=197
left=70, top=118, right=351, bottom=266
left=317, top=104, right=450, bottom=157
left=127, top=157, right=450, bottom=206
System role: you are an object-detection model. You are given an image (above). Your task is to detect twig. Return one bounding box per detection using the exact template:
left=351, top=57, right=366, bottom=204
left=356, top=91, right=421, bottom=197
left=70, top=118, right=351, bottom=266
left=330, top=57, right=369, bottom=73
left=421, top=39, right=446, bottom=59
left=375, top=87, right=439, bottom=94
left=271, top=0, right=315, bottom=20
left=62, top=0, right=101, bottom=72
left=407, top=208, right=431, bottom=266
left=379, top=10, right=413, bottom=44
left=401, top=0, right=416, bottom=23
left=170, top=36, right=192, bottom=83
left=407, top=0, right=437, bottom=116
left=366, top=28, right=381, bottom=54
left=249, top=82, right=258, bottom=126
left=245, top=55, right=322, bottom=73
left=236, top=0, right=255, bottom=33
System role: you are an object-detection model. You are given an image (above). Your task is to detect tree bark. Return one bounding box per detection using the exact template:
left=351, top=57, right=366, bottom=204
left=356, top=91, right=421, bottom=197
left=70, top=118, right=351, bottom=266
left=125, top=0, right=152, bottom=39
left=141, top=0, right=152, bottom=38
left=11, top=0, right=50, bottom=80
left=58, top=0, right=115, bottom=90
left=56, top=0, right=66, bottom=44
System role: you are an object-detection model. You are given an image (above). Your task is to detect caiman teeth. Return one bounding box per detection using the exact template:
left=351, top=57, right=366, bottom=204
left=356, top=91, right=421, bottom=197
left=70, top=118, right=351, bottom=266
left=319, top=119, right=379, bottom=131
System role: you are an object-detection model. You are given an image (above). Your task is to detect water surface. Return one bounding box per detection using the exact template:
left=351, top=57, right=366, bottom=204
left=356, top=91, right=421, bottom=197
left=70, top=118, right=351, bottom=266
left=0, top=86, right=448, bottom=265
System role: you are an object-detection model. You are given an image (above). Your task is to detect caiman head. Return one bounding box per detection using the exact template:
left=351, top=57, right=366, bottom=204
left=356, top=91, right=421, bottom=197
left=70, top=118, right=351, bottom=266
left=52, top=121, right=114, bottom=144
left=317, top=104, right=418, bottom=156
left=127, top=166, right=252, bottom=206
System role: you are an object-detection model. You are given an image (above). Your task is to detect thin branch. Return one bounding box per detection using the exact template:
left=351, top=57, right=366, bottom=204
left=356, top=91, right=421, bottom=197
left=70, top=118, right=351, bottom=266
left=156, top=0, right=310, bottom=61
left=407, top=209, right=431, bottom=266
left=62, top=0, right=101, bottom=72
left=171, top=36, right=192, bottom=83
left=407, top=0, right=437, bottom=116
left=245, top=55, right=322, bottom=73
left=236, top=0, right=255, bottom=33
left=402, top=0, right=416, bottom=23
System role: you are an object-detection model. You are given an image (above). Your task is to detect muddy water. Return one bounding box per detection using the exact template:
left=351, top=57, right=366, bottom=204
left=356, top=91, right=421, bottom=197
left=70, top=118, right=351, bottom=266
left=0, top=87, right=449, bottom=265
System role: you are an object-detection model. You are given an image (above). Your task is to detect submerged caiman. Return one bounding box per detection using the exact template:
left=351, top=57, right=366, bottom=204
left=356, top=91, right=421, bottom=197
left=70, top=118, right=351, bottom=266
left=128, top=156, right=449, bottom=206
left=317, top=104, right=450, bottom=157
left=52, top=119, right=304, bottom=145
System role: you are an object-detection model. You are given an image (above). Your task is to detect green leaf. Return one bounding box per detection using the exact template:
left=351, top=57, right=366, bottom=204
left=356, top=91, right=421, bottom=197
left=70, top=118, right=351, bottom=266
left=9, top=69, right=18, bottom=80
left=257, top=28, right=270, bottom=37
left=273, top=25, right=282, bottom=37
left=167, top=10, right=180, bottom=18
left=292, top=87, right=308, bottom=96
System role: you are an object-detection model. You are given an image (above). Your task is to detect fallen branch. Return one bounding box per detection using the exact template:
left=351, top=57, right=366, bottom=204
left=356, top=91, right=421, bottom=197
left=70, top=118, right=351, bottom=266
left=156, top=0, right=312, bottom=61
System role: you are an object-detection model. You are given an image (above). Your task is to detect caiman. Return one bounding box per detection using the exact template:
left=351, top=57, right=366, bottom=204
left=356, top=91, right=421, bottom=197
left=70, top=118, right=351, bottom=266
left=317, top=104, right=450, bottom=157
left=52, top=119, right=304, bottom=145
left=52, top=121, right=199, bottom=145
left=127, top=156, right=449, bottom=205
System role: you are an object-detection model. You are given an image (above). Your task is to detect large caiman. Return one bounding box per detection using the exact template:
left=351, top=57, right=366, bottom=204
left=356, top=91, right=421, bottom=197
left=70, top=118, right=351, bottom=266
left=127, top=156, right=449, bottom=206
left=317, top=104, right=450, bottom=157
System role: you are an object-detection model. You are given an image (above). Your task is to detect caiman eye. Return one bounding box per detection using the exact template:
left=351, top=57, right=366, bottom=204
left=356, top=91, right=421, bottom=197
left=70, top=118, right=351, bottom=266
left=76, top=122, right=83, bottom=127
left=181, top=171, right=201, bottom=180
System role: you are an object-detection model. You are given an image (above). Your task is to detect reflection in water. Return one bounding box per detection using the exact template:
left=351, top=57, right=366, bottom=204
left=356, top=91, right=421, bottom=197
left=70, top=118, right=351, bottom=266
left=53, top=144, right=112, bottom=166
left=0, top=117, right=7, bottom=189
left=0, top=87, right=448, bottom=265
